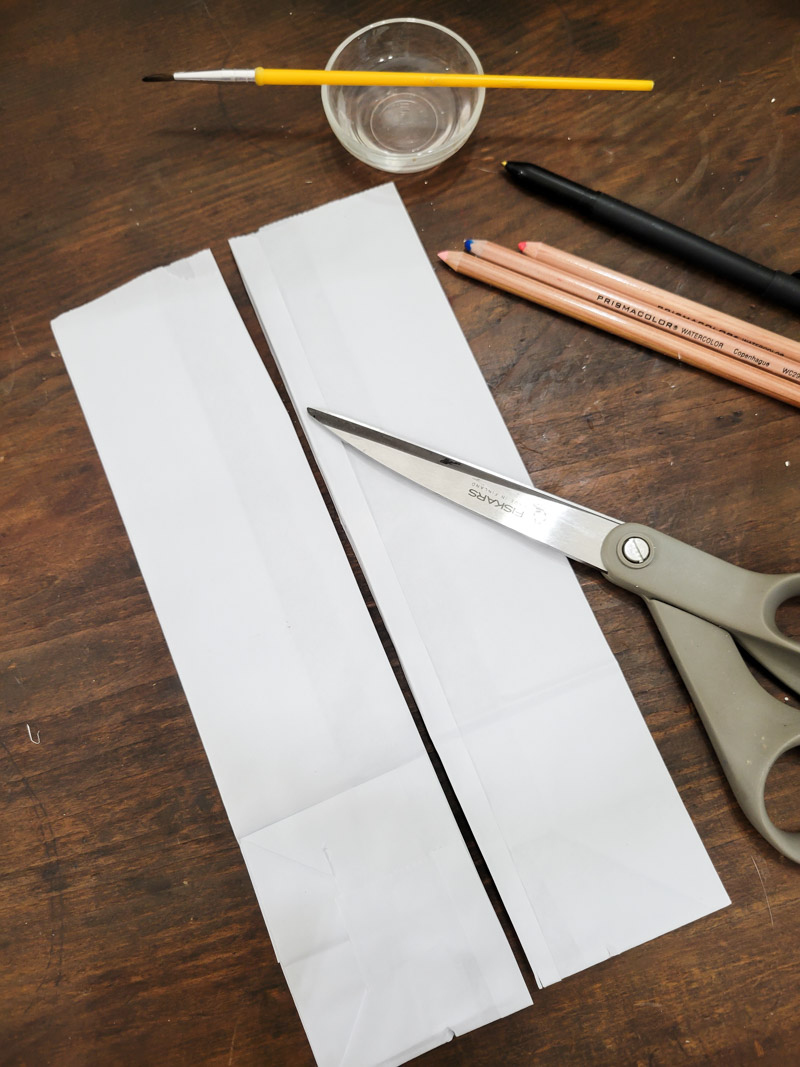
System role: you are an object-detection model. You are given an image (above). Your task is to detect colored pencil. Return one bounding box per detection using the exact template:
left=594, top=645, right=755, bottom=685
left=467, top=240, right=800, bottom=386
left=519, top=240, right=800, bottom=365
left=142, top=69, right=654, bottom=92
left=438, top=250, right=800, bottom=408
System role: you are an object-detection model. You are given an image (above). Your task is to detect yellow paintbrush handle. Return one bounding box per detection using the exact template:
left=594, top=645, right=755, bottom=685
left=253, top=68, right=654, bottom=91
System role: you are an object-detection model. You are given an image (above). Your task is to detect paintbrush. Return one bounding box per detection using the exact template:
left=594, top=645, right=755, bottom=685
left=142, top=69, right=654, bottom=91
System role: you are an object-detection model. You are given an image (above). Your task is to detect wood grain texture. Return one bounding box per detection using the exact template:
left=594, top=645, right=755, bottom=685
left=2, top=0, right=799, bottom=1063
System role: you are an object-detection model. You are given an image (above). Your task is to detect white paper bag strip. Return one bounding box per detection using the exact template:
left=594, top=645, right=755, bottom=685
left=51, top=250, right=531, bottom=1067
left=230, top=184, right=729, bottom=988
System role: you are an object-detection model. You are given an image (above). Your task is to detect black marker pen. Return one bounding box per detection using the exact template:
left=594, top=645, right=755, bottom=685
left=503, top=161, right=800, bottom=313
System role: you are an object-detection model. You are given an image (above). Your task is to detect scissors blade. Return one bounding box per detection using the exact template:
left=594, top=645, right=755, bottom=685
left=308, top=409, right=621, bottom=569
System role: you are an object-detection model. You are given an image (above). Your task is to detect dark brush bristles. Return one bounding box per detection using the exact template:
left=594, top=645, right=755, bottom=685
left=142, top=74, right=175, bottom=82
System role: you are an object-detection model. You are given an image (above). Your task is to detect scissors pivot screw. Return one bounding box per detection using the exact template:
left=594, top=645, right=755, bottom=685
left=621, top=535, right=652, bottom=565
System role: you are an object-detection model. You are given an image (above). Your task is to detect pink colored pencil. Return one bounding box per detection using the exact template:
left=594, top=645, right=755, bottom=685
left=518, top=240, right=800, bottom=365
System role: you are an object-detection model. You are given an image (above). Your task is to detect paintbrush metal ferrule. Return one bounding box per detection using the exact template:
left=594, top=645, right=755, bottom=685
left=174, top=69, right=257, bottom=83
left=142, top=70, right=257, bottom=83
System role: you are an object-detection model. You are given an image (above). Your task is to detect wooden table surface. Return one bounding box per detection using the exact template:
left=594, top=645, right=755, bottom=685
left=3, top=0, right=800, bottom=1063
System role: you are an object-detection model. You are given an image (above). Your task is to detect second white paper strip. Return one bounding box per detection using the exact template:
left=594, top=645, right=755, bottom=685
left=230, top=184, right=729, bottom=988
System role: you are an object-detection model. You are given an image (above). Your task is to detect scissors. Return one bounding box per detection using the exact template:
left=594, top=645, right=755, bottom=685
left=308, top=407, right=800, bottom=863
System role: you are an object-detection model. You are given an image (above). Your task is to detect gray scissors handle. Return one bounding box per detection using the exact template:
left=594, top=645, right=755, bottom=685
left=601, top=522, right=800, bottom=694
left=646, top=600, right=800, bottom=863
left=600, top=523, right=800, bottom=862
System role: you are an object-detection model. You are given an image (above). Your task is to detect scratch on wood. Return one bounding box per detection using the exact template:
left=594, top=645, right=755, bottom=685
left=9, top=318, right=24, bottom=352
left=751, top=855, right=775, bottom=927
left=3, top=318, right=21, bottom=397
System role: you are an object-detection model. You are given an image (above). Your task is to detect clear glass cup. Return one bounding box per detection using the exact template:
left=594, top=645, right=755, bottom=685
left=322, top=18, right=485, bottom=174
